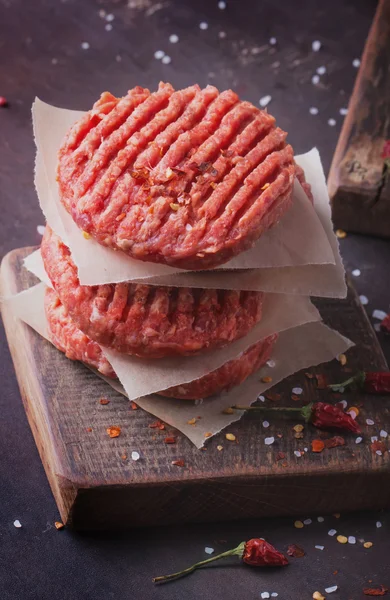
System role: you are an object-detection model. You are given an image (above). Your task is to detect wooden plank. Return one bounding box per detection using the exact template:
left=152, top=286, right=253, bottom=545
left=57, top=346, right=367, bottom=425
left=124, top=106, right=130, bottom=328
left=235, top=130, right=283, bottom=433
left=328, top=0, right=390, bottom=238
left=1, top=247, right=390, bottom=530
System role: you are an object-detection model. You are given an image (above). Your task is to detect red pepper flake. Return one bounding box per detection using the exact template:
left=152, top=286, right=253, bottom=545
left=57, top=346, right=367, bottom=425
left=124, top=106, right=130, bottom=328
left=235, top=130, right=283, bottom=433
left=0, top=96, right=8, bottom=107
left=371, top=440, right=387, bottom=453
left=291, top=394, right=301, bottom=402
left=130, top=401, right=138, bottom=410
left=363, top=586, right=388, bottom=596
left=149, top=420, right=165, bottom=430
left=381, top=314, right=390, bottom=334
left=164, top=436, right=176, bottom=444
left=107, top=426, right=121, bottom=438
left=315, top=374, right=328, bottom=389
left=99, top=398, right=110, bottom=405
left=265, top=392, right=281, bottom=402
left=54, top=521, right=64, bottom=530
left=324, top=436, right=345, bottom=448
left=171, top=459, right=185, bottom=467
left=311, top=439, right=325, bottom=453
left=276, top=452, right=286, bottom=461
left=86, top=427, right=92, bottom=432
left=121, top=454, right=127, bottom=460
left=287, top=544, right=305, bottom=558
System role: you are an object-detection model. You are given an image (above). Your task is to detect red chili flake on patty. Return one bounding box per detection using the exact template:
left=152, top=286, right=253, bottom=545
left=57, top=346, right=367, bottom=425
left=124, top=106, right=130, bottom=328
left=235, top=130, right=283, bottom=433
left=287, top=544, right=305, bottom=558
left=265, top=392, right=281, bottom=402
left=324, top=436, right=345, bottom=448
left=371, top=440, right=387, bottom=453
left=86, top=427, right=92, bottom=432
left=130, top=401, right=138, bottom=410
left=99, top=398, right=110, bottom=405
left=149, top=420, right=165, bottom=430
left=171, top=459, right=185, bottom=467
left=276, top=452, right=286, bottom=461
left=107, top=426, right=121, bottom=438
left=164, top=436, right=176, bottom=444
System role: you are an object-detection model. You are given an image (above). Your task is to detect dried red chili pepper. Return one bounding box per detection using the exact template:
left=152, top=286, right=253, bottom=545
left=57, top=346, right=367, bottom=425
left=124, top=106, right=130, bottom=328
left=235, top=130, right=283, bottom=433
left=153, top=538, right=288, bottom=583
left=232, top=402, right=361, bottom=434
left=363, top=585, right=388, bottom=596
left=329, top=371, right=390, bottom=394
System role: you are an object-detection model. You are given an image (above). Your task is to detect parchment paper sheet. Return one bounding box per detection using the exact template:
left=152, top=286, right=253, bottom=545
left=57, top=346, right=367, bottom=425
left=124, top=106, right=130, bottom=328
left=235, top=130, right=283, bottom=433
left=6, top=282, right=352, bottom=447
left=32, top=99, right=346, bottom=297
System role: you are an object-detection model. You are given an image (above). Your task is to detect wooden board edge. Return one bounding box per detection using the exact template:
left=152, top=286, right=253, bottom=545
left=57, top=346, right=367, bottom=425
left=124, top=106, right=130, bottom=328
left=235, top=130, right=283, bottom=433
left=0, top=249, right=78, bottom=523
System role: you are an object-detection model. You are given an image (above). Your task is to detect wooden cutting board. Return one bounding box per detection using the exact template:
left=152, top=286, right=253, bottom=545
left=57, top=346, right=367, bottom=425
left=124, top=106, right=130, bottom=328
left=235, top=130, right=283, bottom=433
left=1, top=247, right=390, bottom=531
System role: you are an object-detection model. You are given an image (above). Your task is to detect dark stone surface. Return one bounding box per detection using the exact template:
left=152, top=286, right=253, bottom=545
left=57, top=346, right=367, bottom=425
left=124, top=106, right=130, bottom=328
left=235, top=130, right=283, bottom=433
left=0, top=0, right=389, bottom=598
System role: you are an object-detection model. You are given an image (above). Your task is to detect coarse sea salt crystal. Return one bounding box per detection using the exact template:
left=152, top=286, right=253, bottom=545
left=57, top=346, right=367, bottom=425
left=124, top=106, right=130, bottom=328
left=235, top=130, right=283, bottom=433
left=262, top=420, right=270, bottom=429
left=376, top=450, right=383, bottom=456
left=292, top=387, right=303, bottom=395
left=261, top=593, right=270, bottom=599
left=359, top=295, right=369, bottom=305
left=219, top=31, right=226, bottom=38
left=338, top=400, right=348, bottom=409
left=218, top=1, right=226, bottom=9
left=269, top=37, right=277, bottom=45
left=205, top=547, right=214, bottom=554
left=105, top=23, right=113, bottom=31
left=366, top=419, right=375, bottom=426
left=154, top=50, right=165, bottom=59
left=355, top=437, right=363, bottom=444
left=131, top=451, right=140, bottom=461
left=315, top=545, right=324, bottom=550
left=372, top=309, right=387, bottom=321
left=348, top=536, right=356, bottom=544
left=371, top=436, right=378, bottom=443
left=312, top=40, right=321, bottom=52
left=311, top=74, right=320, bottom=84
left=37, top=225, right=45, bottom=235
left=304, top=519, right=312, bottom=525
left=380, top=430, right=388, bottom=438
left=309, top=107, right=319, bottom=115
left=376, top=521, right=382, bottom=528
left=169, top=34, right=179, bottom=43
left=259, top=95, right=272, bottom=108
left=271, top=594, right=278, bottom=598
left=162, top=55, right=171, bottom=64
left=199, top=21, right=209, bottom=30
left=352, top=58, right=361, bottom=68
left=316, top=66, right=326, bottom=75
left=264, top=436, right=274, bottom=445
left=106, top=13, right=114, bottom=21
left=325, top=586, right=338, bottom=594
left=317, top=516, right=324, bottom=522
left=13, top=520, right=22, bottom=528
left=328, top=118, right=336, bottom=127
left=81, top=42, right=90, bottom=50
left=294, top=450, right=302, bottom=458
left=340, top=107, right=348, bottom=116
left=266, top=360, right=276, bottom=368
left=374, top=323, right=381, bottom=332
left=328, top=529, right=337, bottom=536
left=258, top=395, right=265, bottom=402
left=352, top=269, right=361, bottom=276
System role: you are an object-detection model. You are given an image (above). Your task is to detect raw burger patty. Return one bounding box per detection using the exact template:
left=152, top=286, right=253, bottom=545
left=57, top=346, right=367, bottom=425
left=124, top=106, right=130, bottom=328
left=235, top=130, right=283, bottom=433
left=41, top=226, right=264, bottom=358
left=44, top=287, right=277, bottom=400
left=58, top=82, right=310, bottom=270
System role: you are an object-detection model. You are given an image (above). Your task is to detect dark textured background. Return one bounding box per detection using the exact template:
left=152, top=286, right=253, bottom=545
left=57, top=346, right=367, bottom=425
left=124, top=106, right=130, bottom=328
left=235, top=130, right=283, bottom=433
left=0, top=0, right=389, bottom=598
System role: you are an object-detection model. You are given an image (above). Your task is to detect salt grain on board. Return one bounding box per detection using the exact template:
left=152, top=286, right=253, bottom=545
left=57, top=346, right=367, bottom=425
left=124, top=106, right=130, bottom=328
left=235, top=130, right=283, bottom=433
left=340, top=107, right=348, bottom=116
left=325, top=586, right=338, bottom=594
left=131, top=451, right=140, bottom=461
left=218, top=1, right=227, bottom=9
left=169, top=34, right=179, bottom=43
left=315, top=545, right=324, bottom=550
left=338, top=400, right=348, bottom=409
left=376, top=450, right=383, bottom=456
left=199, top=22, right=209, bottom=30
left=105, top=24, right=113, bottom=31
left=292, top=387, right=303, bottom=395
left=366, top=419, right=375, bottom=426
left=267, top=360, right=276, bottom=368
left=316, top=66, right=326, bottom=75
left=269, top=37, right=277, bottom=45
left=37, top=225, right=45, bottom=235
left=154, top=50, right=165, bottom=59
left=304, top=519, right=312, bottom=525
left=259, top=95, right=272, bottom=108
left=371, top=436, right=378, bottom=443
left=317, top=516, right=324, bottom=523
left=264, top=436, right=275, bottom=445
left=380, top=430, right=388, bottom=438
left=352, top=269, right=361, bottom=276
left=372, top=309, right=387, bottom=321
left=262, top=421, right=270, bottom=429
left=352, top=58, right=361, bottom=68
left=328, top=529, right=337, bottom=536
left=13, top=520, right=22, bottom=528
left=311, top=74, right=320, bottom=84
left=219, top=31, right=226, bottom=38
left=376, top=521, right=382, bottom=528
left=374, top=323, right=381, bottom=332
left=328, top=118, right=336, bottom=127
left=312, top=40, right=321, bottom=52
left=106, top=13, right=114, bottom=21
left=261, top=593, right=270, bottom=599
left=355, top=437, right=363, bottom=444
left=162, top=55, right=171, bottom=64
left=258, top=395, right=265, bottom=402
left=294, top=450, right=302, bottom=458
left=348, top=536, right=356, bottom=544
left=359, top=295, right=369, bottom=305
left=205, top=547, right=214, bottom=554
left=81, top=42, right=90, bottom=50
left=271, top=594, right=278, bottom=598
left=309, top=107, right=319, bottom=115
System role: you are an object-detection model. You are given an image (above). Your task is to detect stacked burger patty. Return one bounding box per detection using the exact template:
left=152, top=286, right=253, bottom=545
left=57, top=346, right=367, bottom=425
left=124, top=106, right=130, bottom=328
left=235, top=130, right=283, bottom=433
left=42, top=83, right=311, bottom=400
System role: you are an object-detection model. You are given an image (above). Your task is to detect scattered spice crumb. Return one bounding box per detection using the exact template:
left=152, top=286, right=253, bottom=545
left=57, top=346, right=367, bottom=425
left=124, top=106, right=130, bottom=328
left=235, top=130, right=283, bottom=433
left=364, top=541, right=373, bottom=549
left=287, top=544, right=305, bottom=558
left=338, top=353, right=347, bottom=365
left=312, top=592, right=325, bottom=600
left=324, top=436, right=345, bottom=449
left=333, top=513, right=341, bottom=518
left=312, top=439, right=325, bottom=453
left=261, top=376, right=272, bottom=383
left=0, top=96, right=9, bottom=107
left=107, top=426, right=121, bottom=438
left=130, top=401, right=138, bottom=410
left=86, top=427, right=92, bottom=432
left=164, top=436, right=176, bottom=444
left=291, top=394, right=301, bottom=402
left=363, top=586, right=388, bottom=596
left=217, top=445, right=223, bottom=451
left=99, top=398, right=110, bottom=405
left=276, top=452, right=285, bottom=461
left=293, top=424, right=304, bottom=433
left=187, top=418, right=197, bottom=425
left=305, top=372, right=314, bottom=379
left=171, top=459, right=185, bottom=467
left=54, top=521, right=64, bottom=530
left=336, top=229, right=347, bottom=239
left=225, top=433, right=236, bottom=441
left=336, top=535, right=348, bottom=544
left=347, top=406, right=359, bottom=419
left=121, top=454, right=127, bottom=460
left=222, top=407, right=234, bottom=415
left=82, top=231, right=91, bottom=239
left=294, top=520, right=304, bottom=529
left=148, top=420, right=165, bottom=430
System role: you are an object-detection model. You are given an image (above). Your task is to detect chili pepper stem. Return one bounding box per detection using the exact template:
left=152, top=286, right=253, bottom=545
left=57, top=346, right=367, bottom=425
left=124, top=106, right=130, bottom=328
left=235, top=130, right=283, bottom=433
left=328, top=371, right=365, bottom=392
left=153, top=542, right=245, bottom=583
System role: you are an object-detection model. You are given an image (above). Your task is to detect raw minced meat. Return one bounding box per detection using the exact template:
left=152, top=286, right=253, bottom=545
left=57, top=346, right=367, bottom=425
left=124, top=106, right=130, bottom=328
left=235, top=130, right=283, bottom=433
left=41, top=226, right=264, bottom=358
left=57, top=83, right=309, bottom=269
